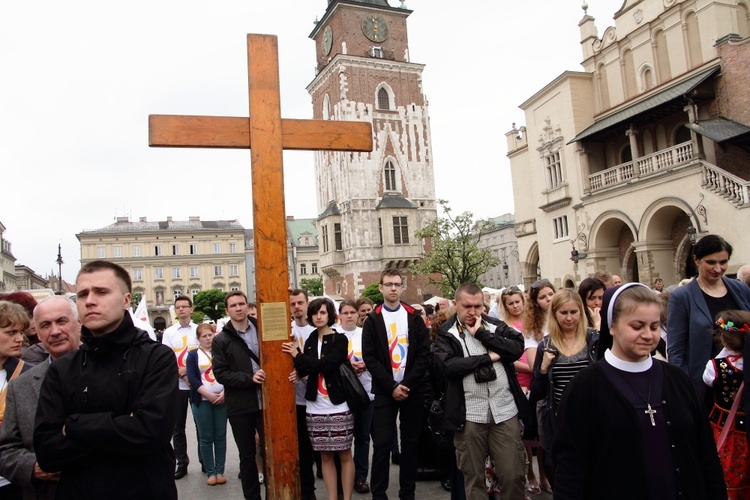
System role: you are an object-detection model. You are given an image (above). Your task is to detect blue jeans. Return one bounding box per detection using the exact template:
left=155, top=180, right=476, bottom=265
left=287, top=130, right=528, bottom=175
left=191, top=399, right=227, bottom=477
left=353, top=403, right=373, bottom=481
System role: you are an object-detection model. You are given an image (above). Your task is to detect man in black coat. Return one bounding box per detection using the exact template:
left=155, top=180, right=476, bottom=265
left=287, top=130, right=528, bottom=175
left=33, top=260, right=179, bottom=499
left=362, top=268, right=430, bottom=500
left=212, top=290, right=266, bottom=500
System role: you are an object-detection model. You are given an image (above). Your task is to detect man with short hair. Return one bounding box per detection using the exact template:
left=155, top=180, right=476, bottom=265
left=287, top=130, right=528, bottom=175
left=593, top=269, right=613, bottom=288
left=612, top=275, right=623, bottom=286
left=212, top=290, right=266, bottom=500
left=362, top=268, right=430, bottom=500
left=161, top=295, right=199, bottom=479
left=653, top=278, right=665, bottom=293
left=289, top=289, right=317, bottom=500
left=434, top=283, right=529, bottom=500
left=34, top=260, right=179, bottom=499
left=0, top=296, right=81, bottom=500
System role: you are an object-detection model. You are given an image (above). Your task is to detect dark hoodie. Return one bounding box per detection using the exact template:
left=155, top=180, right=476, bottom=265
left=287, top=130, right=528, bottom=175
left=34, top=313, right=179, bottom=499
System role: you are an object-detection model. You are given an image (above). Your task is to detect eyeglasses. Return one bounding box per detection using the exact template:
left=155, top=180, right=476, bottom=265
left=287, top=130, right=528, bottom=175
left=502, top=286, right=522, bottom=296
left=530, top=279, right=550, bottom=290
left=382, top=282, right=403, bottom=288
left=175, top=305, right=191, bottom=310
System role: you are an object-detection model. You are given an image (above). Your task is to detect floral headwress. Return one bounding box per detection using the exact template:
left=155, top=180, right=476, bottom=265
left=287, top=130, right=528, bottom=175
left=715, top=317, right=750, bottom=333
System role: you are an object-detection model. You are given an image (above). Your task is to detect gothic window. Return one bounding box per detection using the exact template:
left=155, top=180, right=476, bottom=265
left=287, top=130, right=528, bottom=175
left=377, top=88, right=390, bottom=110
left=384, top=160, right=397, bottom=191
left=334, top=223, right=343, bottom=251
left=393, top=216, right=409, bottom=245
left=322, top=225, right=329, bottom=253
left=378, top=218, right=383, bottom=246
left=545, top=151, right=564, bottom=190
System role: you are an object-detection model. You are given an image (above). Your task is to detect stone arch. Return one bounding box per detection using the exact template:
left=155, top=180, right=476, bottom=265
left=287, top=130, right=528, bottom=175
left=639, top=197, right=703, bottom=241
left=523, top=242, right=540, bottom=288
left=638, top=62, right=656, bottom=92
left=590, top=211, right=638, bottom=249
left=589, top=211, right=638, bottom=278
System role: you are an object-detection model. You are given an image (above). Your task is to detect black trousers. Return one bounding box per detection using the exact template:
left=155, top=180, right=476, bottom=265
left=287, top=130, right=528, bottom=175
left=173, top=390, right=202, bottom=468
left=296, top=405, right=316, bottom=499
left=370, top=393, right=424, bottom=500
left=229, top=411, right=262, bottom=500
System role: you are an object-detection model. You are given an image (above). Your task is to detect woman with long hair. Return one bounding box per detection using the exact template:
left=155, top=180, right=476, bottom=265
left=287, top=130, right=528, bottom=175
left=502, top=286, right=548, bottom=495
left=282, top=298, right=354, bottom=500
left=532, top=289, right=598, bottom=488
left=577, top=278, right=605, bottom=331
left=668, top=234, right=750, bottom=401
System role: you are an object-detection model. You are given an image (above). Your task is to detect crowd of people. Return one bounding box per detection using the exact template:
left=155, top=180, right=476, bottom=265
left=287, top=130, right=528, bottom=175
left=0, top=232, right=748, bottom=499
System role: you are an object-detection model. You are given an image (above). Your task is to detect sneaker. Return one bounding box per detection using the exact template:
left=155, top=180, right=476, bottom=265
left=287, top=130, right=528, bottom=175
left=354, top=479, right=370, bottom=494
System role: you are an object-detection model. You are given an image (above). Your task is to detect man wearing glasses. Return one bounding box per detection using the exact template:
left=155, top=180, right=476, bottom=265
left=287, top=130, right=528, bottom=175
left=362, top=269, right=430, bottom=500
left=162, top=295, right=200, bottom=479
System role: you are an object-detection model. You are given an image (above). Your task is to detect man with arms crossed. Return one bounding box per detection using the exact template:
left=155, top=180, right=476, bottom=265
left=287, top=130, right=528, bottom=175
left=0, top=296, right=81, bottom=500
left=362, top=268, right=430, bottom=500
left=434, top=283, right=529, bottom=500
left=34, top=260, right=179, bottom=499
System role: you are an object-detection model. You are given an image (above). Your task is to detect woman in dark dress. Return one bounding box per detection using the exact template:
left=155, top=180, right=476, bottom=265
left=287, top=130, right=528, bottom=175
left=554, top=283, right=727, bottom=499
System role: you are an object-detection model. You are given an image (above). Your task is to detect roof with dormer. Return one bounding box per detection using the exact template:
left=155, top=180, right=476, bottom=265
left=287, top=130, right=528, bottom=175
left=376, top=194, right=416, bottom=209
left=286, top=218, right=318, bottom=247
left=318, top=201, right=341, bottom=219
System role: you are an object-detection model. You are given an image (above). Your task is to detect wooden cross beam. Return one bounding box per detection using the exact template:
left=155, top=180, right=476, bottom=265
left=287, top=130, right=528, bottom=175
left=148, top=34, right=372, bottom=500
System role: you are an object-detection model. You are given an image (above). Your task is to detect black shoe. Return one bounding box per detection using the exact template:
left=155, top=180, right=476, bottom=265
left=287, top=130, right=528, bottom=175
left=441, top=479, right=452, bottom=492
left=174, top=466, right=188, bottom=480
left=354, top=479, right=370, bottom=494
left=391, top=451, right=400, bottom=465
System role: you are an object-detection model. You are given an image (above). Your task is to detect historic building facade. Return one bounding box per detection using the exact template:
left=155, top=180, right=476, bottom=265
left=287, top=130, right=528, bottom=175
left=0, top=221, right=16, bottom=291
left=307, top=0, right=439, bottom=302
left=508, top=0, right=750, bottom=289
left=476, top=214, right=522, bottom=290
left=78, top=217, right=247, bottom=324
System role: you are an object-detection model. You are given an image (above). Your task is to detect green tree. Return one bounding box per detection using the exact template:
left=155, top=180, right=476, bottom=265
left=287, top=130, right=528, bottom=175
left=191, top=311, right=205, bottom=324
left=361, top=283, right=383, bottom=304
left=300, top=277, right=323, bottom=297
left=193, top=289, right=228, bottom=322
left=410, top=200, right=501, bottom=299
left=129, top=291, right=143, bottom=311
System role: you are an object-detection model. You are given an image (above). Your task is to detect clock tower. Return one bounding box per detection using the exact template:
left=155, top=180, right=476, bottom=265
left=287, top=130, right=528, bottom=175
left=307, top=0, right=438, bottom=301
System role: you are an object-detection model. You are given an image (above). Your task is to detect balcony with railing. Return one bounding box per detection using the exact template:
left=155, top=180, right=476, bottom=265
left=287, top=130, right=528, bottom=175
left=586, top=140, right=750, bottom=207
left=588, top=141, right=694, bottom=191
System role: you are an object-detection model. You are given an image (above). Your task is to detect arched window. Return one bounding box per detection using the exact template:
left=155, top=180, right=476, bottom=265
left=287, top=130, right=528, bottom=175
left=597, top=63, right=610, bottom=111
left=685, top=12, right=702, bottom=67
left=654, top=29, right=671, bottom=83
left=377, top=87, right=390, bottom=110
left=675, top=125, right=691, bottom=145
left=384, top=160, right=397, bottom=191
left=323, top=94, right=331, bottom=120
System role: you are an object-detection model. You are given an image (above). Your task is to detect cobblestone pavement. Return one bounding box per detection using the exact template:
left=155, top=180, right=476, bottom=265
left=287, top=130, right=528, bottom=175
left=176, top=422, right=552, bottom=499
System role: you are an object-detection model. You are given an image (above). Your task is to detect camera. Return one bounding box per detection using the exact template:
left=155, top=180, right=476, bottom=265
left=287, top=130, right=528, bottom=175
left=474, top=362, right=497, bottom=383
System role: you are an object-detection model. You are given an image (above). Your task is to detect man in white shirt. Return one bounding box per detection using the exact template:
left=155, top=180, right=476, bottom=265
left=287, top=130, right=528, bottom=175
left=161, top=295, right=199, bottom=479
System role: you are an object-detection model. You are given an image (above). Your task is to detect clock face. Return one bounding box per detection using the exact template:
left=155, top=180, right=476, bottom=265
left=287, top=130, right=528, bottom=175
left=322, top=26, right=333, bottom=56
left=361, top=14, right=389, bottom=43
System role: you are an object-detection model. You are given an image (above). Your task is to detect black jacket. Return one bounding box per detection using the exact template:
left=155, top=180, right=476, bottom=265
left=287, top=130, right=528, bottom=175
left=293, top=330, right=348, bottom=406
left=33, top=314, right=179, bottom=500
left=212, top=318, right=262, bottom=417
left=362, top=302, right=430, bottom=396
left=553, top=361, right=727, bottom=500
left=433, top=314, right=529, bottom=432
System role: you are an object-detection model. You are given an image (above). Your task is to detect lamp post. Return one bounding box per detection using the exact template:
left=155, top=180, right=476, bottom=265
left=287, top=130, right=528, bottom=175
left=503, top=261, right=509, bottom=285
left=55, top=244, right=64, bottom=294
left=687, top=224, right=697, bottom=245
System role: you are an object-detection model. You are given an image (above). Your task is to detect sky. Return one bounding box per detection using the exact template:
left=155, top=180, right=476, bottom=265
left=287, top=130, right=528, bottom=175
left=0, top=0, right=625, bottom=283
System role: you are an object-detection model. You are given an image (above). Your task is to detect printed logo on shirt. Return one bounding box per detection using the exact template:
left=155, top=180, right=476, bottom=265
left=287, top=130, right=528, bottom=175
left=203, top=366, right=215, bottom=384
left=173, top=335, right=197, bottom=368
left=317, top=374, right=329, bottom=399
left=348, top=338, right=363, bottom=361
left=388, top=322, right=407, bottom=371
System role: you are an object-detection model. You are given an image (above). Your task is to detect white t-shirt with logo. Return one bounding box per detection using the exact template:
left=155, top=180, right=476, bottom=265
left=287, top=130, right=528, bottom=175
left=162, top=322, right=199, bottom=391
left=381, top=305, right=409, bottom=383
left=342, top=326, right=374, bottom=401
left=305, top=337, right=349, bottom=415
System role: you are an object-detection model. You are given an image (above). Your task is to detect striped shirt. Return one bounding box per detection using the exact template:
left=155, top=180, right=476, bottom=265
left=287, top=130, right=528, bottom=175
left=551, top=346, right=590, bottom=413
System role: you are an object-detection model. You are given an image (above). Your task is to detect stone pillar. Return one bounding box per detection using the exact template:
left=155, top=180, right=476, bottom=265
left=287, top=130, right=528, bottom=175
left=635, top=239, right=676, bottom=287
left=626, top=125, right=641, bottom=176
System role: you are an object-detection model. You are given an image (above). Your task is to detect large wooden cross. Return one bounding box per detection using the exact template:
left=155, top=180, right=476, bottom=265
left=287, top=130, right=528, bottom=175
left=149, top=34, right=372, bottom=499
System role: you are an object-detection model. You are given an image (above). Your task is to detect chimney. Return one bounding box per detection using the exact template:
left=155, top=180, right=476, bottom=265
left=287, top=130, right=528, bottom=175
left=286, top=216, right=295, bottom=220
left=116, top=216, right=128, bottom=223
left=167, top=216, right=173, bottom=223
left=139, top=217, right=147, bottom=222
